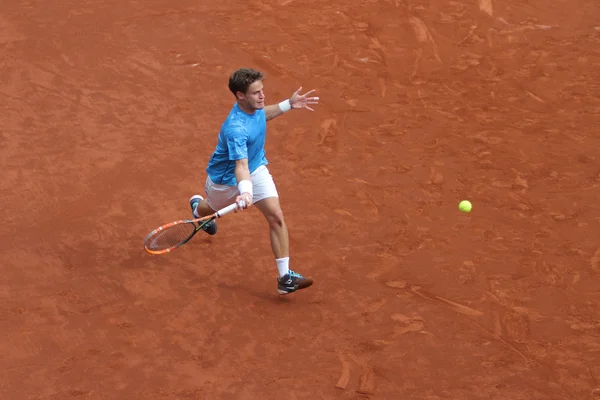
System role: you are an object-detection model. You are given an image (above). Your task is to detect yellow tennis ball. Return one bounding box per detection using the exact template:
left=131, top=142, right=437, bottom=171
left=459, top=200, right=472, bottom=213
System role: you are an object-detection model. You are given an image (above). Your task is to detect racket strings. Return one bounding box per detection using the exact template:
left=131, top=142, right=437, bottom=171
left=146, top=222, right=197, bottom=251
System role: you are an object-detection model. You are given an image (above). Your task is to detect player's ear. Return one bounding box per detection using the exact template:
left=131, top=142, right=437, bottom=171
left=235, top=91, right=245, bottom=101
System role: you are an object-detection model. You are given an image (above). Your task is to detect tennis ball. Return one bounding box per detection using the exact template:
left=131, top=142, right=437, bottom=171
left=459, top=200, right=472, bottom=213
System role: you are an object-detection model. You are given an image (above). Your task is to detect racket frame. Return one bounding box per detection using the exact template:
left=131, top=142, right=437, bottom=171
left=144, top=202, right=239, bottom=255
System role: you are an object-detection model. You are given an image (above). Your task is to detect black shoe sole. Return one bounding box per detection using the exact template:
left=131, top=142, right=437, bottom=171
left=277, top=278, right=313, bottom=295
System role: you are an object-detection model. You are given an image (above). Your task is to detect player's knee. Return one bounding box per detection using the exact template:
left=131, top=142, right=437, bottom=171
left=265, top=209, right=285, bottom=228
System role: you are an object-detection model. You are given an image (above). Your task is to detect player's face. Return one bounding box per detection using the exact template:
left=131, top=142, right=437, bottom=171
left=242, top=80, right=265, bottom=110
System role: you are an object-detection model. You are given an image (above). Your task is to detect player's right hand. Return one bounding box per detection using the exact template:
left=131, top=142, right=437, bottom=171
left=235, top=193, right=253, bottom=211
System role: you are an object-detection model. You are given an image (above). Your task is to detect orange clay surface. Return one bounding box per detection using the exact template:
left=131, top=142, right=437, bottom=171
left=2, top=1, right=600, bottom=399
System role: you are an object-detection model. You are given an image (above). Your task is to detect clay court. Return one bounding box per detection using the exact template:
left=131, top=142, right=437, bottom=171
left=2, top=0, right=600, bottom=399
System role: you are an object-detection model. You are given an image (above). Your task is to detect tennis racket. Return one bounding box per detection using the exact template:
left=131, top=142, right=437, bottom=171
left=144, top=202, right=239, bottom=255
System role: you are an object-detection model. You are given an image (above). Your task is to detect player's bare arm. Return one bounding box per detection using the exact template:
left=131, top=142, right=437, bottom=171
left=234, top=158, right=252, bottom=210
left=264, top=87, right=320, bottom=121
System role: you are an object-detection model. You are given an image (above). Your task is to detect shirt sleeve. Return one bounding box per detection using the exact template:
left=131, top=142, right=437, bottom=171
left=224, top=123, right=249, bottom=161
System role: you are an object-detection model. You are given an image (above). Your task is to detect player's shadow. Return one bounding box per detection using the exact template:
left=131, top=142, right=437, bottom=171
left=217, top=281, right=295, bottom=305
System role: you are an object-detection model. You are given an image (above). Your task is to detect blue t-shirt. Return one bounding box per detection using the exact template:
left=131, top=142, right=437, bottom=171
left=205, top=103, right=268, bottom=186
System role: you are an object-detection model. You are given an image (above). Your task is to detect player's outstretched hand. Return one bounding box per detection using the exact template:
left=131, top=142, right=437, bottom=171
left=290, top=87, right=319, bottom=111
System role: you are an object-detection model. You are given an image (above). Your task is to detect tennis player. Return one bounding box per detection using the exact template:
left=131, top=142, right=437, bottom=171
left=189, top=68, right=319, bottom=295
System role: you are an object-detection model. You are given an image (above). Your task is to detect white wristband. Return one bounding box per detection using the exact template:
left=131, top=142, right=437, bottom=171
left=237, top=179, right=253, bottom=197
left=278, top=99, right=291, bottom=113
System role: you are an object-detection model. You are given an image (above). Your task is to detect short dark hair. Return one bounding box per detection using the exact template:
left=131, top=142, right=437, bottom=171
left=228, top=68, right=264, bottom=96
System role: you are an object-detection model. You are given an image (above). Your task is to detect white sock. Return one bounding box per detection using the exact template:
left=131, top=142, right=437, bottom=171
left=276, top=257, right=290, bottom=278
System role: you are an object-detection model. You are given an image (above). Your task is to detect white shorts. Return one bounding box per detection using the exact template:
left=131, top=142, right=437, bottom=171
left=204, top=165, right=279, bottom=211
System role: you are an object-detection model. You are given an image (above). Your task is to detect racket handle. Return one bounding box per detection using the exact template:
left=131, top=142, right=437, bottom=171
left=215, top=202, right=238, bottom=218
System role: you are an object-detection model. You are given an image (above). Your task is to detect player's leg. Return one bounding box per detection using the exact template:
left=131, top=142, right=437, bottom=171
left=189, top=176, right=237, bottom=235
left=253, top=197, right=289, bottom=259
left=190, top=195, right=216, bottom=217
left=251, top=166, right=313, bottom=294
left=189, top=195, right=217, bottom=235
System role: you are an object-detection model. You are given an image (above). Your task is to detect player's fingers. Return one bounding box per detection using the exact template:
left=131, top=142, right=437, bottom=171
left=302, top=89, right=316, bottom=96
left=306, top=106, right=314, bottom=111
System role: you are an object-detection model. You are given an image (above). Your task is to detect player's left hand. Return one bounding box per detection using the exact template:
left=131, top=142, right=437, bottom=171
left=290, top=87, right=319, bottom=111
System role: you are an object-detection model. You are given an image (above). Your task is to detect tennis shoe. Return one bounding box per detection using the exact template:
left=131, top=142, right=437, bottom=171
left=189, top=195, right=217, bottom=235
left=277, top=270, right=314, bottom=295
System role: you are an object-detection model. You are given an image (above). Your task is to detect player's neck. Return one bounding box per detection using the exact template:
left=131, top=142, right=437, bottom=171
left=237, top=101, right=256, bottom=115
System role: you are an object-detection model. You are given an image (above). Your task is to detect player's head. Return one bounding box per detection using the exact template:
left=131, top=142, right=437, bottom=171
left=229, top=68, right=265, bottom=111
